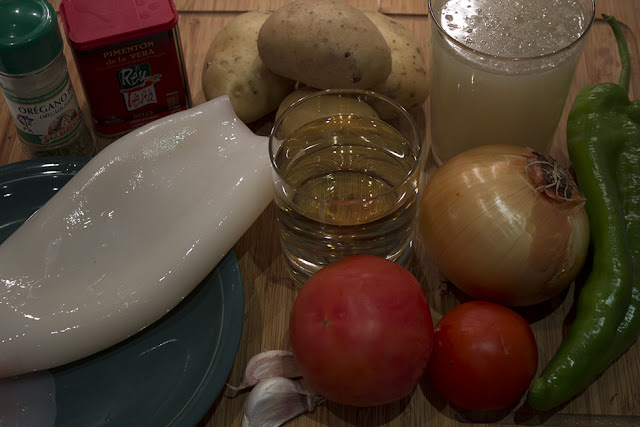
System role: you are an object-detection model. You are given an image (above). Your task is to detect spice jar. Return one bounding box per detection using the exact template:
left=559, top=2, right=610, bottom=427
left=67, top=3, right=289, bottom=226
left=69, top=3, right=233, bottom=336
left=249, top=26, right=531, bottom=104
left=59, top=0, right=192, bottom=137
left=0, top=0, right=95, bottom=158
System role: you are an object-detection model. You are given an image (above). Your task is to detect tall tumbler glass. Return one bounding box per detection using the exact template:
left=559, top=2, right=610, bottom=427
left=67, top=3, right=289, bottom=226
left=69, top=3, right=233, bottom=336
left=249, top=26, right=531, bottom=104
left=428, top=0, right=595, bottom=165
left=269, top=89, right=422, bottom=283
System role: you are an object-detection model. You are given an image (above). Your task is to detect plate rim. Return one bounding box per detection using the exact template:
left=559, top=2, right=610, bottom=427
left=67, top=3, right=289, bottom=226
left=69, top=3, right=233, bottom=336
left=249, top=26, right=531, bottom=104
left=0, top=156, right=245, bottom=426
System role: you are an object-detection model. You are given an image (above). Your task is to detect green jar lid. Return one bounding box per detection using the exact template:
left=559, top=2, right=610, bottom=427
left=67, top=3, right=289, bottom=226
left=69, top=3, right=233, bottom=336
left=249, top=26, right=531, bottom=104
left=0, top=0, right=63, bottom=75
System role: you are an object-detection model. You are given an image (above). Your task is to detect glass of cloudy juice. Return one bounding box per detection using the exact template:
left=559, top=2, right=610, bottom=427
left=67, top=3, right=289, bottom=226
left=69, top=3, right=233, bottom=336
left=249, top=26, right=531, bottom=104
left=270, top=89, right=422, bottom=283
left=429, top=0, right=595, bottom=164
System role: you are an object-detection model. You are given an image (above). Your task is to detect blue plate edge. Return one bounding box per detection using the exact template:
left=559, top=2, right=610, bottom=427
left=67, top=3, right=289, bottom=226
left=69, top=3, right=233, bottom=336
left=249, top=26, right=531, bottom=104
left=0, top=156, right=90, bottom=179
left=169, top=250, right=245, bottom=427
left=0, top=157, right=246, bottom=427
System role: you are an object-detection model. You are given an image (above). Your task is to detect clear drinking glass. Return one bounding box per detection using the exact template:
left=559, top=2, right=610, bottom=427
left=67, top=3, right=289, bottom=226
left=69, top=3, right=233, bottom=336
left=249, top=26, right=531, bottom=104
left=269, top=89, right=422, bottom=283
left=428, top=0, right=595, bottom=165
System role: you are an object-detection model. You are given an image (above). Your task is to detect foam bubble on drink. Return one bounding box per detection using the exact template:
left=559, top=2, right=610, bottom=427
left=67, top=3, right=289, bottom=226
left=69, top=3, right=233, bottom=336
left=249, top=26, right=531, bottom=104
left=441, top=0, right=589, bottom=57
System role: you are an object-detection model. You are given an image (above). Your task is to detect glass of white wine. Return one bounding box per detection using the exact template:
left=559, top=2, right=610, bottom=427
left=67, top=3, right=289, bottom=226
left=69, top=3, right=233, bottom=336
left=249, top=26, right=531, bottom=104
left=269, top=89, right=422, bottom=283
left=429, top=0, right=595, bottom=165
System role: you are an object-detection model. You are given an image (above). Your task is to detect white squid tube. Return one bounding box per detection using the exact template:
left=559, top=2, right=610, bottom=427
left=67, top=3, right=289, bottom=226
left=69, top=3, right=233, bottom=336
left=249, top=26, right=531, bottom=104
left=0, top=96, right=272, bottom=378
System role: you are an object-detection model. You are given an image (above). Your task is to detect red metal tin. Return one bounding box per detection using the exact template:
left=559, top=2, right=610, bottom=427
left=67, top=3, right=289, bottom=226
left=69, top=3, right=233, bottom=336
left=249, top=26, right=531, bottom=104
left=60, top=0, right=192, bottom=137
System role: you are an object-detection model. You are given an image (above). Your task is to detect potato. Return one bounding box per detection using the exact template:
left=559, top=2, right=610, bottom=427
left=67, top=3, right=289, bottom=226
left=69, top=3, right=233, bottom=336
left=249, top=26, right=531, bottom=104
left=363, top=10, right=430, bottom=114
left=257, top=0, right=392, bottom=90
left=274, top=88, right=379, bottom=138
left=274, top=88, right=319, bottom=121
left=202, top=11, right=295, bottom=123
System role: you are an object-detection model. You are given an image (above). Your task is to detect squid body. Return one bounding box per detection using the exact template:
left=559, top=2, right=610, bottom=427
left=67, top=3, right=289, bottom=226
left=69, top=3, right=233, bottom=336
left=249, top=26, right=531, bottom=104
left=0, top=96, right=272, bottom=378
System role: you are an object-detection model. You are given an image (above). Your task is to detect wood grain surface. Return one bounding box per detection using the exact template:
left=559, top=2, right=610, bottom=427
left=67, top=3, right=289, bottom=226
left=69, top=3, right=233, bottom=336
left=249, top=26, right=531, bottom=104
left=2, top=1, right=640, bottom=426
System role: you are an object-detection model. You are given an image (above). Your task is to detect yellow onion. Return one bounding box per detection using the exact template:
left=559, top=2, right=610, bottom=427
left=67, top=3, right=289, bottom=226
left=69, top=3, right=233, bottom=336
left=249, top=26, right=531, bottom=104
left=419, top=145, right=590, bottom=306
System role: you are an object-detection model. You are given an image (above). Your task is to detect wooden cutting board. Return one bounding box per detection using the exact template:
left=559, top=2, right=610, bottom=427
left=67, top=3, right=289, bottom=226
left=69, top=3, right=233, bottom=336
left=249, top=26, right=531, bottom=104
left=188, top=4, right=640, bottom=427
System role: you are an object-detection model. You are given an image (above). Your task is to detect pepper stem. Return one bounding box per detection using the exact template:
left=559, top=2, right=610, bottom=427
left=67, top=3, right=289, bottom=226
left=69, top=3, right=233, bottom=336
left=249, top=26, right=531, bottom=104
left=603, top=14, right=631, bottom=94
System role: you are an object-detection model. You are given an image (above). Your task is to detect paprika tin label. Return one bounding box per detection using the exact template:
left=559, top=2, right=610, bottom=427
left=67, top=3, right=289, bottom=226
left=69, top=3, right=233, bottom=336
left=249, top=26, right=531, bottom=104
left=59, top=0, right=192, bottom=137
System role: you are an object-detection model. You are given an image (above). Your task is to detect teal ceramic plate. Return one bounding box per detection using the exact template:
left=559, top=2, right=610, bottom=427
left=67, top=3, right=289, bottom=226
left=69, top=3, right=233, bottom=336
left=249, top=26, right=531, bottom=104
left=0, top=157, right=244, bottom=426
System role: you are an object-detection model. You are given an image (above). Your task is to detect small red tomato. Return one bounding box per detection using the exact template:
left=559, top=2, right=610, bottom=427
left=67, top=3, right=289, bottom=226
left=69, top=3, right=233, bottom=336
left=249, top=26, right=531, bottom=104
left=289, top=255, right=434, bottom=407
left=428, top=301, right=538, bottom=411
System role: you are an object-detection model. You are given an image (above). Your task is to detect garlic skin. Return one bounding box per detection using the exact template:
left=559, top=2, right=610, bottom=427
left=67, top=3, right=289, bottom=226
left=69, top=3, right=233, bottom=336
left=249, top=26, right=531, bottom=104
left=419, top=145, right=590, bottom=306
left=242, top=377, right=322, bottom=427
left=0, top=96, right=273, bottom=378
left=229, top=350, right=301, bottom=392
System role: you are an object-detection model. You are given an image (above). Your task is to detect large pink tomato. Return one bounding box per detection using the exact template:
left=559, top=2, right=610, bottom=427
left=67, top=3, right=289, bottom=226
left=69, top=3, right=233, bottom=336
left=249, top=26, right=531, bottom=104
left=289, top=255, right=434, bottom=407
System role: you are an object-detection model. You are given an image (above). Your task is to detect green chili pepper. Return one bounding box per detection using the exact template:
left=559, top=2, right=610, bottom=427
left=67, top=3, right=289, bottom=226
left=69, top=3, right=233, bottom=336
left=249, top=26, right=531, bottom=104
left=528, top=14, right=640, bottom=411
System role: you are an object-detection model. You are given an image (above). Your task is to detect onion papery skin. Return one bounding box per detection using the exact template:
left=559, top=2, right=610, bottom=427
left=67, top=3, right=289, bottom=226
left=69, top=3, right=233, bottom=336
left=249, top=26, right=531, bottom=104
left=419, top=145, right=590, bottom=307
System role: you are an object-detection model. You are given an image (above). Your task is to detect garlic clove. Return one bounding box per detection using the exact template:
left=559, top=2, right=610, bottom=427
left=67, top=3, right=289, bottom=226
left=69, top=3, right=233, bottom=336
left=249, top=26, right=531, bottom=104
left=242, top=377, right=323, bottom=427
left=227, top=350, right=301, bottom=393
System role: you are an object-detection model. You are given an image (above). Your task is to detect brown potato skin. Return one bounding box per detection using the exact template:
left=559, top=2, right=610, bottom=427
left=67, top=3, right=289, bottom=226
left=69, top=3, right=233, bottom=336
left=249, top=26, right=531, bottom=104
left=363, top=10, right=430, bottom=114
left=257, top=0, right=392, bottom=90
left=274, top=88, right=380, bottom=137
left=274, top=88, right=319, bottom=121
left=202, top=11, right=295, bottom=123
